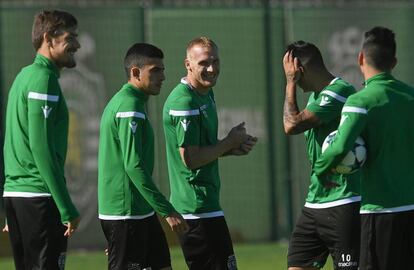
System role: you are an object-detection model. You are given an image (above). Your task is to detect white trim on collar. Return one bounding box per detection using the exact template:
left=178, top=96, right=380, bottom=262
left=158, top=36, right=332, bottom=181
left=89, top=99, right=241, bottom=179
left=329, top=77, right=340, bottom=85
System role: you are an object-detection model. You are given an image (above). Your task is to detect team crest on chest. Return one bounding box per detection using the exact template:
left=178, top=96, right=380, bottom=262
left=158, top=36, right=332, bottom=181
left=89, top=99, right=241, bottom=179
left=129, top=121, right=138, bottom=134
left=41, top=105, right=52, bottom=118
left=180, top=119, right=190, bottom=131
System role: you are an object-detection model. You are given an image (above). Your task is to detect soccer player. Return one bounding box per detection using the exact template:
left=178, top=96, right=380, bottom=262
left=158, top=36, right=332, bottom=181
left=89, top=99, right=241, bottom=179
left=163, top=37, right=257, bottom=270
left=3, top=10, right=81, bottom=269
left=314, top=27, right=414, bottom=270
left=283, top=41, right=361, bottom=270
left=98, top=43, right=188, bottom=270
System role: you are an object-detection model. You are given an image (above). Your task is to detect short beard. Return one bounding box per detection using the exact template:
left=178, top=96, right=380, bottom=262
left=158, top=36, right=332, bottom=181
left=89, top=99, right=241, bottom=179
left=65, top=59, right=77, bottom=68
left=57, top=59, right=76, bottom=69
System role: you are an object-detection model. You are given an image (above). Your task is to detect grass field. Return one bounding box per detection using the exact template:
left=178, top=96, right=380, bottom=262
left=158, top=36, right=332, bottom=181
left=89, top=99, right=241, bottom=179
left=0, top=242, right=334, bottom=270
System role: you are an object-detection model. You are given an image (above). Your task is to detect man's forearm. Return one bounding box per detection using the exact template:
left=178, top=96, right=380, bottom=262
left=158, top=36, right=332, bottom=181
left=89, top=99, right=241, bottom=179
left=126, top=165, right=175, bottom=217
left=284, top=82, right=321, bottom=135
left=283, top=82, right=301, bottom=134
left=180, top=138, right=235, bottom=170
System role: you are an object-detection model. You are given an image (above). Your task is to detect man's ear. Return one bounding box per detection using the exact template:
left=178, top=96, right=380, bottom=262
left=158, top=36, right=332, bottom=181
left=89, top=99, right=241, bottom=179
left=358, top=51, right=364, bottom=66
left=184, top=59, right=191, bottom=72
left=391, top=57, right=397, bottom=69
left=131, top=67, right=140, bottom=80
left=43, top=32, right=52, bottom=47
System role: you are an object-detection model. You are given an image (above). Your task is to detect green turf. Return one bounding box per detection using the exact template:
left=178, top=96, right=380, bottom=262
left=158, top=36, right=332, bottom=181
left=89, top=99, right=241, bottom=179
left=0, top=242, right=334, bottom=269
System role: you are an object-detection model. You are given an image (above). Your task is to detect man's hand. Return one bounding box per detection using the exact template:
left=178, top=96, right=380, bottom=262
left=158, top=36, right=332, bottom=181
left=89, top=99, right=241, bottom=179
left=165, top=212, right=188, bottom=234
left=226, top=122, right=248, bottom=149
left=64, top=216, right=81, bottom=237
left=2, top=224, right=8, bottom=233
left=283, top=50, right=303, bottom=83
left=230, top=135, right=258, bottom=155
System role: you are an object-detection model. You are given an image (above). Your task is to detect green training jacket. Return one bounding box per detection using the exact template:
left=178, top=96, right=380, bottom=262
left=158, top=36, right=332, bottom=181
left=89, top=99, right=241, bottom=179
left=3, top=54, right=79, bottom=223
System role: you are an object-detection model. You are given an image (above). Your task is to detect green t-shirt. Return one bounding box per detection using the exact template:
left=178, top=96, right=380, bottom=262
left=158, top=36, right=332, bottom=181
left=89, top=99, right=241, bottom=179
left=315, top=73, right=414, bottom=213
left=304, top=78, right=360, bottom=207
left=3, top=54, right=79, bottom=223
left=163, top=79, right=222, bottom=216
left=98, top=83, right=175, bottom=219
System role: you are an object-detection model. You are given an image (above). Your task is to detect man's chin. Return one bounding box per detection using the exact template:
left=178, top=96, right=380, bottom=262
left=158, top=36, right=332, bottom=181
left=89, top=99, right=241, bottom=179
left=151, top=89, right=161, bottom=95
left=65, top=61, right=77, bottom=68
left=149, top=87, right=161, bottom=96
left=203, top=80, right=216, bottom=88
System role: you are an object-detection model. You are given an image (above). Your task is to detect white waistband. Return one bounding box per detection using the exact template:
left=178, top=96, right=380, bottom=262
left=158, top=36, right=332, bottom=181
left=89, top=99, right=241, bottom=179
left=99, top=212, right=155, bottom=220
left=305, top=196, right=361, bottom=209
left=360, top=204, right=414, bottom=214
left=3, top=191, right=52, bottom=198
left=182, top=210, right=224, bottom=219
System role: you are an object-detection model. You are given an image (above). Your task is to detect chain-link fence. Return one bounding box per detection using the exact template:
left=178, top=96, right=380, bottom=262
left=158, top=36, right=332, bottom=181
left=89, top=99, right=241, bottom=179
left=1, top=1, right=413, bottom=250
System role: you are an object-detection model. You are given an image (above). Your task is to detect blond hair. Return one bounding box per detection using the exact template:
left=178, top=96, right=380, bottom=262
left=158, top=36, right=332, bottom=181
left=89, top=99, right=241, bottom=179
left=186, top=37, right=218, bottom=57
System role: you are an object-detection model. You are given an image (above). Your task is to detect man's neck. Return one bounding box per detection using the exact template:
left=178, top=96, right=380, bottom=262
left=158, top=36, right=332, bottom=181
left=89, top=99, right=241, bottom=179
left=363, top=66, right=387, bottom=81
left=128, top=80, right=149, bottom=96
left=313, top=72, right=335, bottom=93
left=37, top=47, right=61, bottom=71
left=185, top=77, right=210, bottom=95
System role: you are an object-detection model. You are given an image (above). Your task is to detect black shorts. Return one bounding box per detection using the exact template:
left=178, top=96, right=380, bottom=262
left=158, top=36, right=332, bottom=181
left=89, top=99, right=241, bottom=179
left=178, top=216, right=237, bottom=270
left=100, top=214, right=170, bottom=270
left=360, top=210, right=414, bottom=270
left=287, top=202, right=360, bottom=270
left=4, top=196, right=68, bottom=270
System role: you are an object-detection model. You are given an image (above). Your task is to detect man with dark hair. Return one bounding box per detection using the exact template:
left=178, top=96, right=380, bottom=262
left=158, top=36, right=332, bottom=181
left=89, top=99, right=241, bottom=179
left=163, top=37, right=257, bottom=270
left=3, top=9, right=81, bottom=269
left=315, top=26, right=414, bottom=270
left=283, top=41, right=361, bottom=270
left=98, top=43, right=188, bottom=270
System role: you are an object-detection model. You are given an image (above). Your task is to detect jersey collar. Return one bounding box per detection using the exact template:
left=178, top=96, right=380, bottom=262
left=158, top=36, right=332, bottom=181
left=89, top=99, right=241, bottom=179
left=315, top=77, right=340, bottom=98
left=181, top=77, right=194, bottom=89
left=364, top=72, right=394, bottom=87
left=180, top=77, right=212, bottom=96
left=329, top=77, right=340, bottom=85
left=34, top=54, right=60, bottom=78
left=123, top=83, right=149, bottom=101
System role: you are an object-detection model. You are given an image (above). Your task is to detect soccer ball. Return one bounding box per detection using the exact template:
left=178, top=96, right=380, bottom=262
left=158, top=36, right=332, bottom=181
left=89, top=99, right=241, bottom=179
left=322, top=130, right=367, bottom=174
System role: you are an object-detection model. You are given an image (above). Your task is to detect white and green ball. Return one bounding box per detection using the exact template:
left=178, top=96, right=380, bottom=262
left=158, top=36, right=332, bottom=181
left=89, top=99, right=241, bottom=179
left=322, top=130, right=367, bottom=174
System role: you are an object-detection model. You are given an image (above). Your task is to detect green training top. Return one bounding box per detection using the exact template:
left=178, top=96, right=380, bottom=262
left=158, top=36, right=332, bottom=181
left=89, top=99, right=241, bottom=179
left=163, top=78, right=223, bottom=218
left=304, top=78, right=360, bottom=208
left=314, top=73, right=414, bottom=213
left=98, top=83, right=175, bottom=219
left=3, top=54, right=79, bottom=223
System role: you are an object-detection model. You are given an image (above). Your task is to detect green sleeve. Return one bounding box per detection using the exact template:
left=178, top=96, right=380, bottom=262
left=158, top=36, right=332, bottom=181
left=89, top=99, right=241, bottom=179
left=306, top=90, right=346, bottom=124
left=174, top=112, right=201, bottom=147
left=314, top=101, right=368, bottom=180
left=27, top=76, right=79, bottom=223
left=167, top=97, right=201, bottom=147
left=118, top=115, right=175, bottom=217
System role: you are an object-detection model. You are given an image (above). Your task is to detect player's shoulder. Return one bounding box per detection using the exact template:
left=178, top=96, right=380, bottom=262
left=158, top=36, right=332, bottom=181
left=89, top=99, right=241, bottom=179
left=395, top=79, right=414, bottom=92
left=107, top=88, right=145, bottom=115
left=25, top=61, right=57, bottom=79
left=165, top=82, right=197, bottom=110
left=344, top=88, right=370, bottom=108
left=19, top=65, right=60, bottom=98
left=323, top=78, right=356, bottom=97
